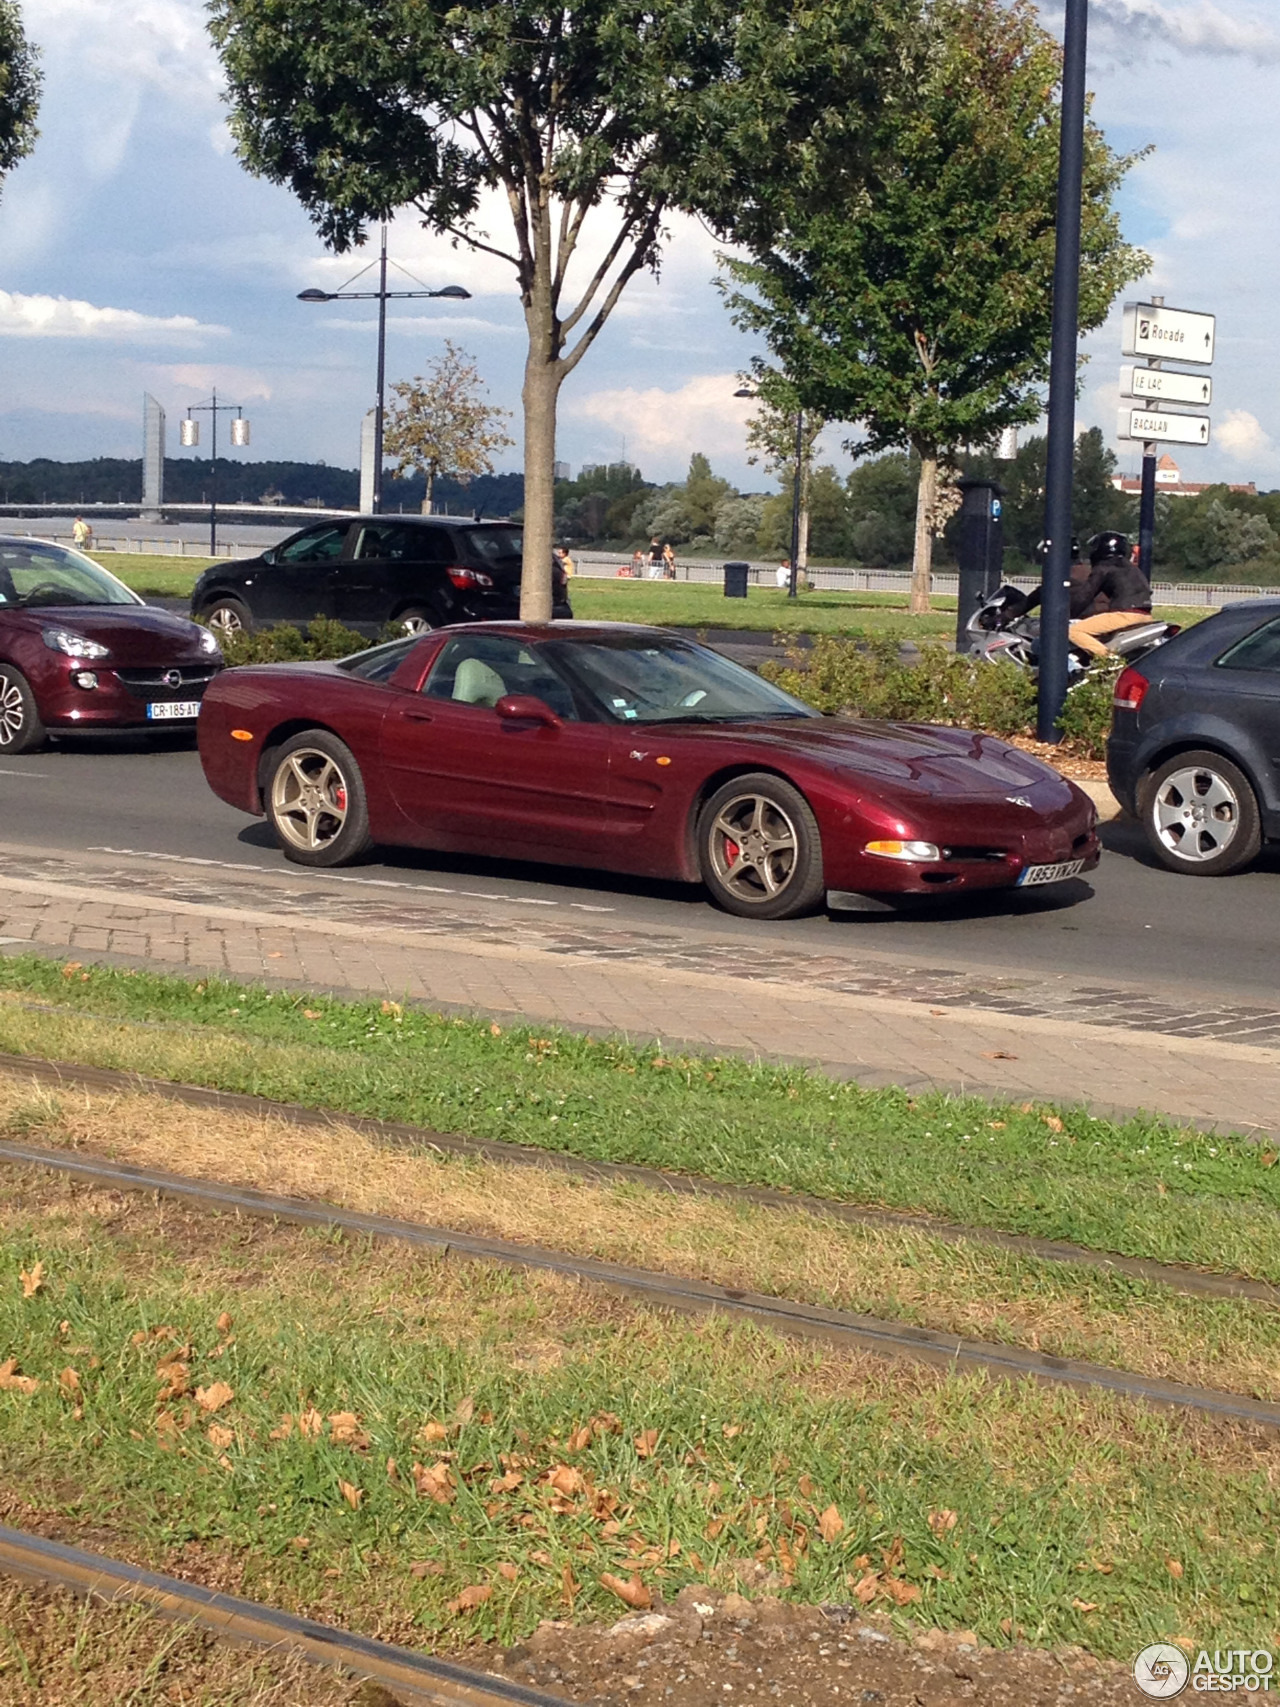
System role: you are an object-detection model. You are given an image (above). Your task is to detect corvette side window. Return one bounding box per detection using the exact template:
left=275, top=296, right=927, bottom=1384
left=423, top=635, right=578, bottom=719
left=1216, top=617, right=1280, bottom=673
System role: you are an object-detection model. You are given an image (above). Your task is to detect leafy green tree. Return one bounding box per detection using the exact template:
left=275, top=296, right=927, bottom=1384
left=714, top=493, right=767, bottom=556
left=845, top=451, right=919, bottom=565
left=963, top=428, right=1132, bottom=564
left=0, top=0, right=40, bottom=198
left=209, top=0, right=900, bottom=619
left=684, top=453, right=732, bottom=536
left=384, top=342, right=513, bottom=514
left=742, top=384, right=826, bottom=570
left=722, top=0, right=1148, bottom=611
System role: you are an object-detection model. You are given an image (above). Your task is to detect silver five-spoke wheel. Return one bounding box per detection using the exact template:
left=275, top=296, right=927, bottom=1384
left=709, top=792, right=800, bottom=903
left=1141, top=749, right=1261, bottom=877
left=696, top=772, right=825, bottom=919
left=271, top=748, right=351, bottom=853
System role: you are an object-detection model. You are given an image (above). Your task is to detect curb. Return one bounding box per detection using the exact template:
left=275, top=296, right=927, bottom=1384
left=1073, top=777, right=1124, bottom=822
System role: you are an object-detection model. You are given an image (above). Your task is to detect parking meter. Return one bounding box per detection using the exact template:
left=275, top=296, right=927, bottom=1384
left=955, top=479, right=1005, bottom=654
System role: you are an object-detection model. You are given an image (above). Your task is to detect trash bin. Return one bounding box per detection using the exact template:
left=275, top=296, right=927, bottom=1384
left=723, top=561, right=749, bottom=599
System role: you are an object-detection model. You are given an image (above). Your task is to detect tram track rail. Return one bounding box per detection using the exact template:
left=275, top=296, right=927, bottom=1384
left=0, top=1523, right=570, bottom=1706
left=0, top=1046, right=1275, bottom=1310
left=3, top=1132, right=1280, bottom=1429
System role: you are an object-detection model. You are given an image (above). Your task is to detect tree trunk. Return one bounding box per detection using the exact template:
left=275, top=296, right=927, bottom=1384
left=421, top=466, right=436, bottom=516
left=520, top=354, right=559, bottom=622
left=797, top=455, right=811, bottom=584
left=910, top=451, right=937, bottom=615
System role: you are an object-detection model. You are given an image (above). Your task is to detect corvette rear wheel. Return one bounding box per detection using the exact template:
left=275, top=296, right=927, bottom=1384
left=697, top=772, right=825, bottom=920
left=0, top=666, right=46, bottom=755
left=266, top=731, right=372, bottom=867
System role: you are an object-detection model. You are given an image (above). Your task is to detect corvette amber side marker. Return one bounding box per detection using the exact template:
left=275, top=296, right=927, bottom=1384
left=230, top=729, right=255, bottom=742
left=656, top=756, right=672, bottom=766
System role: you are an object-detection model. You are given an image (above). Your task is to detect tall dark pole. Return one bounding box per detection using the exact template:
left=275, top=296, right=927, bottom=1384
left=372, top=224, right=388, bottom=515
left=1037, top=0, right=1089, bottom=742
left=787, top=409, right=804, bottom=600
left=1137, top=294, right=1163, bottom=578
left=210, top=384, right=219, bottom=557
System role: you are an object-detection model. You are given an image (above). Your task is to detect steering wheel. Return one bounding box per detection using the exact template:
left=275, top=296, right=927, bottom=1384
left=678, top=689, right=708, bottom=708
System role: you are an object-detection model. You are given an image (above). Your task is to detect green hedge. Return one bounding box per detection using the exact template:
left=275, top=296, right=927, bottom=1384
left=761, top=635, right=1114, bottom=759
left=212, top=616, right=375, bottom=667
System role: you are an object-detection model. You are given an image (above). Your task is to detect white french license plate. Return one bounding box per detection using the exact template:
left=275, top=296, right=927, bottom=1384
left=146, top=700, right=201, bottom=721
left=1017, top=858, right=1086, bottom=887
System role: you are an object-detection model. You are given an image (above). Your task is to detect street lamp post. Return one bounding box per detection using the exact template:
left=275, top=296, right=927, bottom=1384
left=299, top=225, right=470, bottom=514
left=179, top=388, right=251, bottom=556
left=1037, top=0, right=1089, bottom=742
left=735, top=385, right=805, bottom=600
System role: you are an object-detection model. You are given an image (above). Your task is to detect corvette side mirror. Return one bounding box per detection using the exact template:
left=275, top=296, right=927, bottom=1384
left=496, top=694, right=561, bottom=728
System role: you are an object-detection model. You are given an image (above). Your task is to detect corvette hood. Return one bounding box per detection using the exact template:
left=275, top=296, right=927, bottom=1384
left=693, top=717, right=1075, bottom=805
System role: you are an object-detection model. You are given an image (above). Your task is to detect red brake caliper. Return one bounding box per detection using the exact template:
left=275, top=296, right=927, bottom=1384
left=724, top=837, right=740, bottom=866
left=335, top=786, right=347, bottom=811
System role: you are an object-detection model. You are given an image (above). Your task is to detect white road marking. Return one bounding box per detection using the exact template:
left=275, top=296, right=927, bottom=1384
left=86, top=847, right=616, bottom=912
left=0, top=769, right=49, bottom=778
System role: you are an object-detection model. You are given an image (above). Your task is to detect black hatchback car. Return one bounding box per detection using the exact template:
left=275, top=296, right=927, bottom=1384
left=1107, top=596, right=1280, bottom=876
left=190, top=516, right=572, bottom=640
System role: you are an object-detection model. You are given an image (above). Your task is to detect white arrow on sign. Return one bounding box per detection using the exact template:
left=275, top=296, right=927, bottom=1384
left=1122, top=302, right=1215, bottom=365
left=1119, top=364, right=1212, bottom=407
left=1116, top=406, right=1211, bottom=447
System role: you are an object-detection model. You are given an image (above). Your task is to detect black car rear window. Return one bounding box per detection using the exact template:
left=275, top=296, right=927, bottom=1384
left=1215, top=616, right=1280, bottom=672
left=461, top=527, right=522, bottom=562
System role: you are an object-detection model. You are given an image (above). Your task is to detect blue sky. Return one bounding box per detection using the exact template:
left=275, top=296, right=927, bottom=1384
left=1, top=0, right=1278, bottom=490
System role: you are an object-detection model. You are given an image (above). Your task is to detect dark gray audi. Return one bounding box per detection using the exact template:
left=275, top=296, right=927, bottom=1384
left=190, top=515, right=572, bottom=641
left=1107, top=596, right=1280, bottom=876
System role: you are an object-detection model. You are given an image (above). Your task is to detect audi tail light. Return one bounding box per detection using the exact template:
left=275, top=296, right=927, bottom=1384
left=1113, top=667, right=1149, bottom=713
left=446, top=565, right=494, bottom=590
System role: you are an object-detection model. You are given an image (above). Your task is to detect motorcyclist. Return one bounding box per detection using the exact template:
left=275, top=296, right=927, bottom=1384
left=1000, top=538, right=1101, bottom=623
left=1067, top=532, right=1154, bottom=658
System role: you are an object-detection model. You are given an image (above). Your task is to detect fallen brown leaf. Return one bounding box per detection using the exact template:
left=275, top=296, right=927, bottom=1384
left=1071, top=1598, right=1100, bottom=1613
left=19, top=1261, right=44, bottom=1299
left=58, top=1366, right=80, bottom=1395
left=215, top=1312, right=233, bottom=1335
left=302, top=1009, right=322, bottom=1020
left=298, top=1406, right=323, bottom=1438
left=634, top=1428, right=659, bottom=1458
left=1166, top=1558, right=1184, bottom=1579
left=0, top=1358, right=39, bottom=1394
left=1261, top=1151, right=1277, bottom=1168
left=600, top=1572, right=651, bottom=1610
left=338, top=1479, right=363, bottom=1511
left=412, top=1460, right=456, bottom=1504
left=928, top=1509, right=959, bottom=1536
left=849, top=1571, right=879, bottom=1604
left=207, top=1423, right=234, bottom=1450
left=981, top=1051, right=1018, bottom=1061
left=548, top=1464, right=585, bottom=1498
left=410, top=1560, right=445, bottom=1578
left=452, top=1396, right=476, bottom=1428
left=882, top=1579, right=921, bottom=1606
left=489, top=1022, right=502, bottom=1037
left=269, top=1414, right=294, bottom=1441
left=497, top=1562, right=520, bottom=1582
left=566, top=1424, right=594, bottom=1452
left=418, top=1420, right=449, bottom=1444
left=195, top=1381, right=234, bottom=1414
left=381, top=1000, right=402, bottom=1017
left=328, top=1411, right=371, bottom=1450
left=449, top=1583, right=492, bottom=1615
left=1043, top=1114, right=1065, bottom=1133
left=817, top=1505, right=844, bottom=1544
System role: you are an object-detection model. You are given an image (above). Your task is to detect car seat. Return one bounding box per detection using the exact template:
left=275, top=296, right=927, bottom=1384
left=452, top=656, right=507, bottom=708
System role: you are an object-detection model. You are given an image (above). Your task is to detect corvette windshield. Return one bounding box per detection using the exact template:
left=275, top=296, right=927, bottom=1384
left=553, top=638, right=818, bottom=725
left=0, top=542, right=141, bottom=609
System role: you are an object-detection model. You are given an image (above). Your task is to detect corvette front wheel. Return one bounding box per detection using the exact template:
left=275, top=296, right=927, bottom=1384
left=266, top=731, right=372, bottom=867
left=697, top=773, right=825, bottom=920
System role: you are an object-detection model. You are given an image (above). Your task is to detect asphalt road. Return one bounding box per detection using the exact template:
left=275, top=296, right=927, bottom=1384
left=3, top=733, right=1280, bottom=1006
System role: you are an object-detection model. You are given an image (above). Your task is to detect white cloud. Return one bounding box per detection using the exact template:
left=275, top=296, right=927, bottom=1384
left=1215, top=409, right=1273, bottom=461
left=325, top=315, right=517, bottom=336
left=567, top=373, right=757, bottom=469
left=1089, top=0, right=1280, bottom=63
left=153, top=363, right=273, bottom=402
left=0, top=291, right=227, bottom=343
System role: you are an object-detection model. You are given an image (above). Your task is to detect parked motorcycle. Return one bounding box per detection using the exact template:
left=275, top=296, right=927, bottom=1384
left=965, top=585, right=1179, bottom=682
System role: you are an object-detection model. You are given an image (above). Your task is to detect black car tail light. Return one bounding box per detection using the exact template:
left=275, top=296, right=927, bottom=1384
left=446, top=565, right=494, bottom=590
left=1113, top=666, right=1149, bottom=713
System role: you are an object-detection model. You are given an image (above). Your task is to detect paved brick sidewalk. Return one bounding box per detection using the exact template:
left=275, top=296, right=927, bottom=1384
left=0, top=848, right=1276, bottom=1136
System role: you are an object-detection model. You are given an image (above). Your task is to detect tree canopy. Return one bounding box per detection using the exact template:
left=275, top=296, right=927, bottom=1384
left=207, top=0, right=906, bottom=618
left=0, top=0, right=40, bottom=197
left=384, top=342, right=513, bottom=514
left=722, top=0, right=1148, bottom=609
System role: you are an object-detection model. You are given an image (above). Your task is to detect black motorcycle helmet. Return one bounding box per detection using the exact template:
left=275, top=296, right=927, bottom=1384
left=1034, top=537, right=1082, bottom=565
left=1088, top=530, right=1131, bottom=566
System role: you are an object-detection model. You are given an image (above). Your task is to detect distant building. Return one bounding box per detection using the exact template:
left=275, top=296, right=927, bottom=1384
left=553, top=460, right=571, bottom=481
left=1112, top=454, right=1257, bottom=500
left=259, top=486, right=286, bottom=506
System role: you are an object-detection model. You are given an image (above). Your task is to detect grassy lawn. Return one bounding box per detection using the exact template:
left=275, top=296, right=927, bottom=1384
left=569, top=578, right=958, bottom=637
left=90, top=553, right=211, bottom=600
left=1, top=1167, right=1272, bottom=1662
left=0, top=958, right=1276, bottom=1282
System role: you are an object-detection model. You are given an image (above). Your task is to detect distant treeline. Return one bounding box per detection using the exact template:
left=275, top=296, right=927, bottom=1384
left=0, top=457, right=525, bottom=518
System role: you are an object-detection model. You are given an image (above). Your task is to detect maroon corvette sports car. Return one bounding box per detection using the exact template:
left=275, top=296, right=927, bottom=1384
left=198, top=622, right=1100, bottom=920
left=0, top=537, right=223, bottom=753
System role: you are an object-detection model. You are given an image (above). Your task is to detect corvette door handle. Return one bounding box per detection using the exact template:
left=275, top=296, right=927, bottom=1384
left=402, top=709, right=433, bottom=723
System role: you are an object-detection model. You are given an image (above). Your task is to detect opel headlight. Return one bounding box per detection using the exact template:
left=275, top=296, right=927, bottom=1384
left=43, top=628, right=110, bottom=660
left=198, top=627, right=222, bottom=655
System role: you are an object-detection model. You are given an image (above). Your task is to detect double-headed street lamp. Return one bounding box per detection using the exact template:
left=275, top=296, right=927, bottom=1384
left=735, top=385, right=806, bottom=601
left=179, top=388, right=250, bottom=555
left=299, top=224, right=470, bottom=514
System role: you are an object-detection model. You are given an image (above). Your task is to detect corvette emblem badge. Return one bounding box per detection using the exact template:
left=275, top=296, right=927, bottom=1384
left=1006, top=795, right=1033, bottom=808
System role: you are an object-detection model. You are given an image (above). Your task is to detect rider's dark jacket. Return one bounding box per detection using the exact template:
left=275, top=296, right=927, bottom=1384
left=1077, top=556, right=1153, bottom=614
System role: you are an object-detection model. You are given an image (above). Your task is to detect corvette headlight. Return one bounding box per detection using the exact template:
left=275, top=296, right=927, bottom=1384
left=198, top=627, right=222, bottom=655
left=864, top=839, right=942, bottom=861
left=43, top=628, right=110, bottom=660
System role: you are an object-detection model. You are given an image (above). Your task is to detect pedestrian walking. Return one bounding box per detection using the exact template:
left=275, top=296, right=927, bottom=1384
left=72, top=516, right=93, bottom=552
left=662, top=542, right=677, bottom=580
left=647, top=537, right=664, bottom=580
left=554, top=545, right=576, bottom=579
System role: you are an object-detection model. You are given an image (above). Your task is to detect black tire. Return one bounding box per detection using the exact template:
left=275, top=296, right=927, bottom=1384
left=696, top=771, right=825, bottom=920
left=1139, top=749, right=1262, bottom=877
left=395, top=606, right=435, bottom=636
left=265, top=730, right=373, bottom=868
left=0, top=665, right=47, bottom=755
left=200, top=595, right=253, bottom=639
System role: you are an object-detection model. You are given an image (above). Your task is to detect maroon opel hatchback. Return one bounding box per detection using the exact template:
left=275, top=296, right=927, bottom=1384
left=0, top=536, right=223, bottom=754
